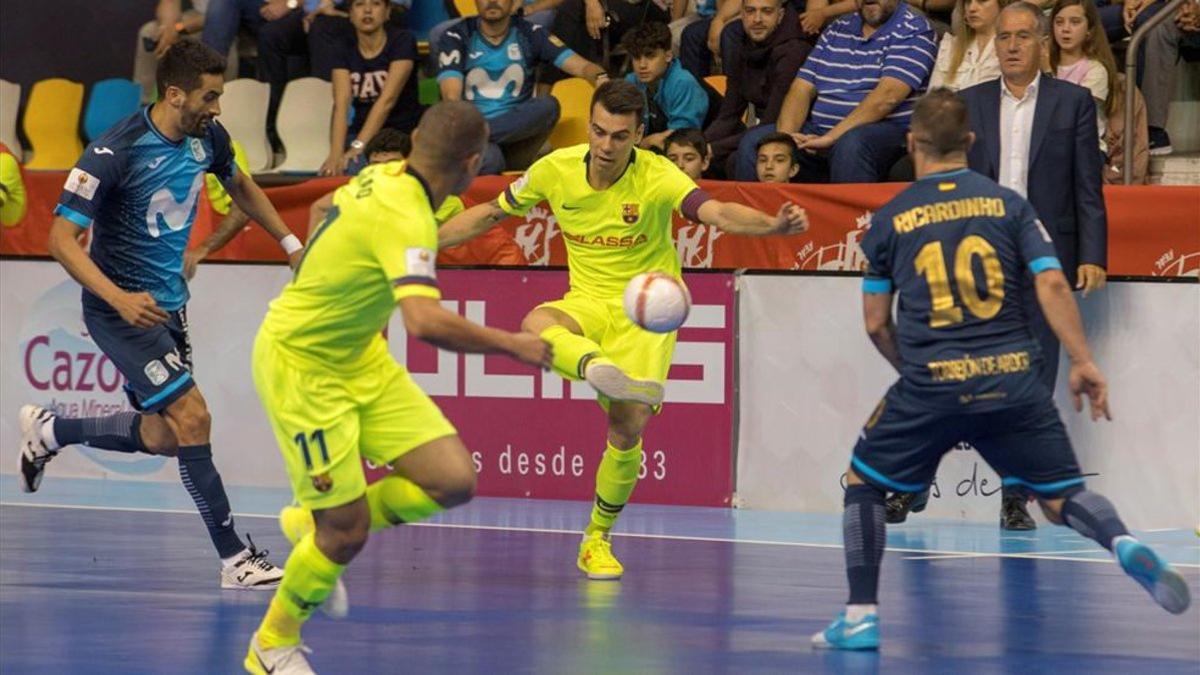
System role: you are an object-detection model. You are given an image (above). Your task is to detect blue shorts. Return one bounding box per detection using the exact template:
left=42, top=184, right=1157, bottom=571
left=82, top=291, right=195, bottom=414
left=851, top=382, right=1085, bottom=499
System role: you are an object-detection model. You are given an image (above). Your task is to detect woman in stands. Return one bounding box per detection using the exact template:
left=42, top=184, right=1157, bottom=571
left=321, top=0, right=423, bottom=176
left=929, top=0, right=1011, bottom=90
left=1050, top=0, right=1119, bottom=152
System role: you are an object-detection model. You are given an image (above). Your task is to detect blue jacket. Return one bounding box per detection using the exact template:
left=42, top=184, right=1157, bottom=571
left=625, top=59, right=708, bottom=132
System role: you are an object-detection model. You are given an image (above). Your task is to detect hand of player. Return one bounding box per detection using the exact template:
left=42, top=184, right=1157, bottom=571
left=1069, top=360, right=1111, bottom=421
left=1076, top=264, right=1107, bottom=297
left=183, top=248, right=205, bottom=280
left=772, top=202, right=810, bottom=235
left=287, top=248, right=304, bottom=271
left=114, top=291, right=170, bottom=328
left=508, top=332, right=553, bottom=371
left=799, top=8, right=826, bottom=35
left=585, top=0, right=608, bottom=40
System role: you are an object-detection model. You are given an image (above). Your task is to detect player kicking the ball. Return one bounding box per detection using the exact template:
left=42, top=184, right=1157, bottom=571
left=439, top=80, right=808, bottom=581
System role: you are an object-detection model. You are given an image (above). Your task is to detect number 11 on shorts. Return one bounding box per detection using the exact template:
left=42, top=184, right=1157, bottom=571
left=294, top=429, right=330, bottom=471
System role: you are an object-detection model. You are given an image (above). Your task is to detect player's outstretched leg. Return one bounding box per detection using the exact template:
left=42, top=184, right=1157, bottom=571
left=1041, top=490, right=1191, bottom=614
left=578, top=401, right=653, bottom=581
left=813, top=473, right=884, bottom=650
left=17, top=404, right=156, bottom=493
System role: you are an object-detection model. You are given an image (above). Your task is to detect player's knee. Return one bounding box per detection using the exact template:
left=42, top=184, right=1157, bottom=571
left=167, top=395, right=212, bottom=441
left=433, top=467, right=477, bottom=509
left=608, top=403, right=652, bottom=447
left=315, top=508, right=371, bottom=563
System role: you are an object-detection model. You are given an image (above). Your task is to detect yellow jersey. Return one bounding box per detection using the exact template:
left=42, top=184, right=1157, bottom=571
left=260, top=161, right=441, bottom=368
left=498, top=144, right=699, bottom=298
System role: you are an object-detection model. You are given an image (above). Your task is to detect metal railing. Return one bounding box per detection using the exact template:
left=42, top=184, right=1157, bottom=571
left=1124, top=0, right=1189, bottom=183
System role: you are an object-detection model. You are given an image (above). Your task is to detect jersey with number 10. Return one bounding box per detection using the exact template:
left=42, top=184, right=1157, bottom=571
left=860, top=168, right=1062, bottom=411
left=498, top=144, right=699, bottom=298
left=54, top=107, right=235, bottom=311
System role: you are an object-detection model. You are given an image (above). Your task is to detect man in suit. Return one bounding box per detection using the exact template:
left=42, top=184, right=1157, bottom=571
left=887, top=1, right=1108, bottom=530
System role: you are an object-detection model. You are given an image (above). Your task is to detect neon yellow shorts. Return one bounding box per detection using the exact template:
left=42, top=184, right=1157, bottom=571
left=539, top=290, right=677, bottom=384
left=252, top=331, right=457, bottom=511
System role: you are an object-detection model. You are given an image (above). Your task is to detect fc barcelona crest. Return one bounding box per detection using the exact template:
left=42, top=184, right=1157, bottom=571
left=622, top=203, right=639, bottom=224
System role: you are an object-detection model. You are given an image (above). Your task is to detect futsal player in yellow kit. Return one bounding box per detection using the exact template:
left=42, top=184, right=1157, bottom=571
left=244, top=102, right=551, bottom=674
left=439, top=80, right=809, bottom=580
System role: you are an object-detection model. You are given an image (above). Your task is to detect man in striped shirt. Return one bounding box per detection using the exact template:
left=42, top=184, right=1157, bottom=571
left=733, top=0, right=936, bottom=182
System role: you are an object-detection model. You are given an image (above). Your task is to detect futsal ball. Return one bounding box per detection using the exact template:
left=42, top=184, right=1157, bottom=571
left=624, top=272, right=691, bottom=333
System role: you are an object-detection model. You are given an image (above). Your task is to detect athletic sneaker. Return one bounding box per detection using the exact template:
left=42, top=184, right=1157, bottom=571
left=244, top=632, right=315, bottom=674
left=584, top=357, right=664, bottom=406
left=1114, top=536, right=1191, bottom=614
left=18, top=405, right=58, bottom=493
left=885, top=489, right=929, bottom=524
left=279, top=504, right=349, bottom=619
left=1148, top=127, right=1173, bottom=157
left=578, top=531, right=623, bottom=580
left=221, top=539, right=284, bottom=590
left=812, top=612, right=880, bottom=650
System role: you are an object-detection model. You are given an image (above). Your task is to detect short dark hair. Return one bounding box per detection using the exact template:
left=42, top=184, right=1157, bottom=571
left=621, top=21, right=672, bottom=58
left=591, top=80, right=645, bottom=124
left=664, top=128, right=708, bottom=157
left=156, top=40, right=226, bottom=98
left=756, top=131, right=799, bottom=164
left=365, top=128, right=412, bottom=159
left=910, top=88, right=971, bottom=158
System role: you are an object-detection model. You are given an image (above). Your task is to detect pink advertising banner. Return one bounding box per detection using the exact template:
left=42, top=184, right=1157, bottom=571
left=364, top=269, right=737, bottom=507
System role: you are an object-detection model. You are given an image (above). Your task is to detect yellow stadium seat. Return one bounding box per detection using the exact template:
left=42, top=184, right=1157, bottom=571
left=453, top=0, right=478, bottom=17
left=548, top=78, right=595, bottom=150
left=23, top=79, right=85, bottom=170
left=704, top=75, right=727, bottom=96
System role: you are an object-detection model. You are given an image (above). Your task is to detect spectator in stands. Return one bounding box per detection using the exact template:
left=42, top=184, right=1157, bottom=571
left=1050, top=0, right=1118, bottom=152
left=801, top=0, right=954, bottom=36
left=704, top=0, right=808, bottom=178
left=0, top=143, right=27, bottom=227
left=665, top=128, right=712, bottom=178
left=363, top=127, right=412, bottom=162
left=201, top=0, right=292, bottom=58
left=430, top=0, right=563, bottom=65
left=1140, top=0, right=1199, bottom=156
left=677, top=0, right=722, bottom=78
left=955, top=2, right=1108, bottom=529
left=930, top=0, right=1009, bottom=91
left=551, top=0, right=674, bottom=66
left=136, top=1, right=239, bottom=103
left=321, top=0, right=422, bottom=176
left=438, top=0, right=607, bottom=174
left=622, top=22, right=710, bottom=150
left=755, top=131, right=801, bottom=181
left=733, top=0, right=936, bottom=182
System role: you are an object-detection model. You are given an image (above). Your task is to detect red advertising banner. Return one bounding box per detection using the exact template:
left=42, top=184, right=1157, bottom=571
left=3, top=172, right=1196, bottom=277
left=365, top=269, right=737, bottom=507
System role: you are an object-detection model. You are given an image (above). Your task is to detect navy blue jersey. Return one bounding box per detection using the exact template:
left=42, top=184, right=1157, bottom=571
left=861, top=168, right=1062, bottom=411
left=54, top=107, right=236, bottom=311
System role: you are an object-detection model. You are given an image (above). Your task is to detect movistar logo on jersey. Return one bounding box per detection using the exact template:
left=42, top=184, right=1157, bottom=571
left=564, top=232, right=649, bottom=248
left=146, top=173, right=205, bottom=238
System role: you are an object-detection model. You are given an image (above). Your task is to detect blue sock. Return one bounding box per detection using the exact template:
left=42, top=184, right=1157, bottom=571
left=177, top=444, right=244, bottom=559
left=52, top=413, right=147, bottom=453
left=1061, top=490, right=1130, bottom=551
left=844, top=483, right=887, bottom=605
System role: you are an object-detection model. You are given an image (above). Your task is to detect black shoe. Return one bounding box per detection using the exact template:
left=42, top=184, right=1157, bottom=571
left=1000, top=495, right=1037, bottom=530
left=886, top=489, right=930, bottom=524
left=1149, top=127, right=1173, bottom=156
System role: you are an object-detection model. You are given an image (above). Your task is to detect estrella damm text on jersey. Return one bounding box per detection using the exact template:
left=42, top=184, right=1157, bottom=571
left=498, top=144, right=703, bottom=298
left=860, top=168, right=1063, bottom=411
left=259, top=161, right=441, bottom=368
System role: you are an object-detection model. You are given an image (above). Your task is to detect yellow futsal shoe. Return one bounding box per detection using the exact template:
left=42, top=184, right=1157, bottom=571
left=279, top=504, right=349, bottom=619
left=578, top=532, right=624, bottom=580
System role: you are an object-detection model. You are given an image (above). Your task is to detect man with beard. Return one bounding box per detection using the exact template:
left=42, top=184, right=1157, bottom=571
left=704, top=0, right=811, bottom=178
left=732, top=0, right=936, bottom=182
left=19, top=41, right=303, bottom=590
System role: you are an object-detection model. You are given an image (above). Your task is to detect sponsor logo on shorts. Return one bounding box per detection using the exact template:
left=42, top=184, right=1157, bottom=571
left=144, top=359, right=170, bottom=386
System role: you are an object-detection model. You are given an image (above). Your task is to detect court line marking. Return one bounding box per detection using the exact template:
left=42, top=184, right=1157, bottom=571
left=3, top=501, right=1198, bottom=569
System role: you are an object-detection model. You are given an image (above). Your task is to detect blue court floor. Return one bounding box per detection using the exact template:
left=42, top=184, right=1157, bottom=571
left=2, top=477, right=1198, bottom=674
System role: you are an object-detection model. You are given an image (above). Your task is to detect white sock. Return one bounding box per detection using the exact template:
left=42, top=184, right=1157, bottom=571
left=40, top=419, right=61, bottom=451
left=221, top=549, right=248, bottom=568
left=845, top=604, right=877, bottom=622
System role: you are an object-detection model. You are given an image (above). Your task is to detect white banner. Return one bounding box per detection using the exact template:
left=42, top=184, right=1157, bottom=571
left=735, top=275, right=1200, bottom=530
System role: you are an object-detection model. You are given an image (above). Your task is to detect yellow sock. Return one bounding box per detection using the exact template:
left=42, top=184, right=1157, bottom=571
left=280, top=504, right=315, bottom=546
left=540, top=325, right=603, bottom=381
left=585, top=439, right=643, bottom=536
left=366, top=475, right=443, bottom=531
left=256, top=533, right=345, bottom=649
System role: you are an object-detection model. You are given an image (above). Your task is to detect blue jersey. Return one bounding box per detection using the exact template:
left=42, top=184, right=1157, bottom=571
left=861, top=168, right=1062, bottom=411
left=436, top=17, right=575, bottom=119
left=55, top=107, right=235, bottom=311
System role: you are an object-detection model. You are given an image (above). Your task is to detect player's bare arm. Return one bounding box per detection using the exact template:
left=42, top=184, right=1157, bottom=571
left=1034, top=269, right=1111, bottom=421
left=184, top=205, right=250, bottom=279
left=46, top=217, right=168, bottom=328
left=862, top=291, right=902, bottom=372
left=437, top=198, right=508, bottom=248
left=398, top=295, right=552, bottom=370
left=696, top=199, right=809, bottom=236
left=225, top=169, right=305, bottom=269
